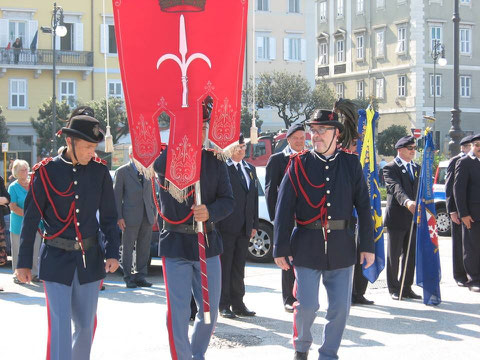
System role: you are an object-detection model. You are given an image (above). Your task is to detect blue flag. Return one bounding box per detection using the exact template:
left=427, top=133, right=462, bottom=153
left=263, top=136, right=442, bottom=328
left=415, top=131, right=442, bottom=305
left=357, top=108, right=385, bottom=283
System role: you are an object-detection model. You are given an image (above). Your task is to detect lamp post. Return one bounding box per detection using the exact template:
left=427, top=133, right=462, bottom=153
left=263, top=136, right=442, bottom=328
left=449, top=0, right=463, bottom=156
left=41, top=3, right=67, bottom=155
left=430, top=40, right=446, bottom=149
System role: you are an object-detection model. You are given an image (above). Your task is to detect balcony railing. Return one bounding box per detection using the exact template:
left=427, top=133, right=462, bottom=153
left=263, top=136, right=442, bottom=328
left=0, top=48, right=93, bottom=67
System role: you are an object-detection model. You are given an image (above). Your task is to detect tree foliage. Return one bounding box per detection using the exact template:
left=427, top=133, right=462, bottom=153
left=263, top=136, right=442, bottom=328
left=377, top=124, right=408, bottom=156
left=85, top=97, right=129, bottom=144
left=240, top=107, right=262, bottom=137
left=30, top=99, right=71, bottom=157
left=304, top=81, right=336, bottom=120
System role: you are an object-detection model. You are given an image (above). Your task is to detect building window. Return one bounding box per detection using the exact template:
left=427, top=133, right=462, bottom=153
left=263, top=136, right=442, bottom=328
left=356, top=81, right=364, bottom=99
left=288, top=38, right=302, bottom=61
left=460, top=0, right=471, bottom=4
left=336, top=83, right=344, bottom=99
left=376, top=0, right=385, bottom=9
left=356, top=35, right=364, bottom=60
left=8, top=20, right=27, bottom=45
left=319, top=42, right=328, bottom=65
left=398, top=75, right=406, bottom=97
left=319, top=2, right=327, bottom=22
left=396, top=27, right=407, bottom=54
left=101, top=24, right=117, bottom=54
left=257, top=0, right=269, bottom=11
left=60, top=23, right=74, bottom=51
left=375, top=78, right=384, bottom=99
left=337, top=0, right=344, bottom=18
left=376, top=30, right=385, bottom=58
left=9, top=79, right=27, bottom=109
left=59, top=80, right=76, bottom=108
left=460, top=76, right=471, bottom=97
left=108, top=80, right=123, bottom=98
left=336, top=39, right=344, bottom=62
left=288, top=0, right=300, bottom=13
left=430, top=26, right=442, bottom=52
left=356, top=0, right=364, bottom=14
left=460, top=28, right=471, bottom=55
left=430, top=74, right=442, bottom=97
left=257, top=35, right=276, bottom=60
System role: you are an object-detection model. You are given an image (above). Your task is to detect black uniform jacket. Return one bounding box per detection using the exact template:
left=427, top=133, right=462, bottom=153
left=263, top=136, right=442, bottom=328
left=445, top=152, right=464, bottom=214
left=218, top=159, right=259, bottom=237
left=265, top=151, right=290, bottom=221
left=383, top=158, right=420, bottom=231
left=273, top=150, right=374, bottom=271
left=454, top=154, right=480, bottom=220
left=154, top=149, right=234, bottom=260
left=17, top=153, right=120, bottom=285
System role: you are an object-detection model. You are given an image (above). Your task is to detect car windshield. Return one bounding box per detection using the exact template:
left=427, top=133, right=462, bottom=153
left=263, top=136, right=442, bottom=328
left=436, top=166, right=446, bottom=185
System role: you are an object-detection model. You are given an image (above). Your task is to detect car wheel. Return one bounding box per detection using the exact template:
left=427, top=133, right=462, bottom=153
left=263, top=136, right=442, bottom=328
left=247, top=221, right=273, bottom=263
left=435, top=205, right=451, bottom=237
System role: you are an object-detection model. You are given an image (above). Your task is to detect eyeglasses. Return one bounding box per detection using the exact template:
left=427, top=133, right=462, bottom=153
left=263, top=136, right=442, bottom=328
left=405, top=145, right=416, bottom=151
left=310, top=127, right=336, bottom=135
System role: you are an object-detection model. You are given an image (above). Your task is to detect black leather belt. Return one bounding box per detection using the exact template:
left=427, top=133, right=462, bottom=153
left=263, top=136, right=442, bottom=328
left=296, top=219, right=348, bottom=230
left=45, top=236, right=97, bottom=251
left=163, top=222, right=214, bottom=234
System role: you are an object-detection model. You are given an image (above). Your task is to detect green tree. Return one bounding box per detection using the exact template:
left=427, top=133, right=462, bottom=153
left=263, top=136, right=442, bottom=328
left=256, top=70, right=311, bottom=128
left=86, top=97, right=129, bottom=144
left=240, top=106, right=262, bottom=137
left=377, top=124, right=408, bottom=156
left=30, top=99, right=71, bottom=157
left=304, top=81, right=336, bottom=120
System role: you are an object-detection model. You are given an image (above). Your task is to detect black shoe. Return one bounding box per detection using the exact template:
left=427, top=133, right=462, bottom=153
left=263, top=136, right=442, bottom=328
left=456, top=280, right=467, bottom=287
left=468, top=284, right=480, bottom=293
left=135, top=279, right=153, bottom=287
left=391, top=292, right=400, bottom=300
left=100, top=285, right=106, bottom=291
left=219, top=308, right=237, bottom=319
left=31, top=275, right=41, bottom=283
left=284, top=304, right=294, bottom=313
left=352, top=295, right=374, bottom=305
left=294, top=351, right=308, bottom=360
left=404, top=290, right=421, bottom=299
left=233, top=306, right=256, bottom=317
left=125, top=279, right=137, bottom=288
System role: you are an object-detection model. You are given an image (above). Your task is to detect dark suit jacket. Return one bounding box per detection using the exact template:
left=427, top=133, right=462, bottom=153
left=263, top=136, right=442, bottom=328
left=383, top=158, right=420, bottom=230
left=445, top=153, right=464, bottom=214
left=454, top=155, right=480, bottom=220
left=218, top=160, right=259, bottom=237
left=265, top=152, right=290, bottom=221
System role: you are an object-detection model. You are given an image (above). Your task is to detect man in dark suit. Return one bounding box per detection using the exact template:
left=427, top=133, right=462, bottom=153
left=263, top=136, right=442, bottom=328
left=265, top=123, right=305, bottom=312
left=218, top=134, right=259, bottom=318
left=383, top=136, right=422, bottom=300
left=114, top=146, right=156, bottom=288
left=445, top=135, right=472, bottom=287
left=454, top=133, right=480, bottom=293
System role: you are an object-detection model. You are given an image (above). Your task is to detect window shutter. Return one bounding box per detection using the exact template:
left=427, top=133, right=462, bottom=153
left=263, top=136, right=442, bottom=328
left=100, top=24, right=107, bottom=53
left=28, top=20, right=38, bottom=48
left=284, top=38, right=289, bottom=60
left=301, top=39, right=306, bottom=61
left=0, top=19, right=9, bottom=47
left=269, top=37, right=276, bottom=60
left=256, top=36, right=263, bottom=58
left=74, top=23, right=84, bottom=51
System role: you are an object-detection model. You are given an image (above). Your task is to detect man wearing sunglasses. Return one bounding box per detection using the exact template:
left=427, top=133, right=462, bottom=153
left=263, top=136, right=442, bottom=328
left=453, top=133, right=480, bottom=293
left=383, top=136, right=422, bottom=301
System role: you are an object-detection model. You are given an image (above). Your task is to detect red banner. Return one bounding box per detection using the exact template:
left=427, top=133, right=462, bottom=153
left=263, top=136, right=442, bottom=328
left=113, top=0, right=248, bottom=190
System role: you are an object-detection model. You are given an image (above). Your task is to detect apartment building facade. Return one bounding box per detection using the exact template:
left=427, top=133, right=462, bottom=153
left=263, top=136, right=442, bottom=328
left=315, top=0, right=480, bottom=153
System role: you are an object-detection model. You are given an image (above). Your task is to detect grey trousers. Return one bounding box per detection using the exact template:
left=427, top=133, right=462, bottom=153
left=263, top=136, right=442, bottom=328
left=11, top=232, right=41, bottom=276
left=162, top=256, right=221, bottom=360
left=43, top=271, right=102, bottom=360
left=121, top=213, right=152, bottom=281
left=293, top=265, right=353, bottom=360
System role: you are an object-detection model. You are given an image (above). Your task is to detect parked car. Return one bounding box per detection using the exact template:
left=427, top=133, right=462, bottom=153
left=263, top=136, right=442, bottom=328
left=433, top=160, right=451, bottom=236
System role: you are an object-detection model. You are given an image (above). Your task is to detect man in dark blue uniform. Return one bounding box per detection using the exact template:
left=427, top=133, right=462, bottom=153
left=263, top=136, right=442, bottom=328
left=265, top=123, right=305, bottom=312
left=218, top=134, right=259, bottom=318
left=16, top=108, right=120, bottom=360
left=445, top=135, right=472, bottom=287
left=274, top=110, right=374, bottom=360
left=154, top=100, right=234, bottom=360
left=383, top=136, right=422, bottom=300
left=454, top=133, right=480, bottom=293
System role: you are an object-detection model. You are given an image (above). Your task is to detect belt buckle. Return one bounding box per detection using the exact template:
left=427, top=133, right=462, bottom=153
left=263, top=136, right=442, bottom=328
left=74, top=242, right=80, bottom=250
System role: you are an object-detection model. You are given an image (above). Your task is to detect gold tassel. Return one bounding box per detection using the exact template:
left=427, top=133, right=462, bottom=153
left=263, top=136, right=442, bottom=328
left=165, top=180, right=194, bottom=204
left=105, top=125, right=114, bottom=153
left=250, top=123, right=258, bottom=145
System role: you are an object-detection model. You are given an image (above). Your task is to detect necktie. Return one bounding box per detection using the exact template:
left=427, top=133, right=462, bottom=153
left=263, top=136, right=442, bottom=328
left=406, top=163, right=414, bottom=181
left=236, top=163, right=248, bottom=190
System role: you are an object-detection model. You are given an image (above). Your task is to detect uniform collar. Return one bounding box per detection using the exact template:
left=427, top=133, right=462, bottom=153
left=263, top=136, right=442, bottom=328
left=282, top=145, right=298, bottom=156
left=311, top=149, right=340, bottom=162
left=395, top=156, right=415, bottom=168
left=468, top=151, right=480, bottom=160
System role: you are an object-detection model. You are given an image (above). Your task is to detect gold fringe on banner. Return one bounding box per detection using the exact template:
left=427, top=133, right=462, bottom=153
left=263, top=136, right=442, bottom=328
left=132, top=157, right=156, bottom=180
left=165, top=179, right=195, bottom=204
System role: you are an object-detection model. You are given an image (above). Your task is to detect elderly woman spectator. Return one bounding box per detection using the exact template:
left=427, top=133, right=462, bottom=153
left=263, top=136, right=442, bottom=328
left=8, top=159, right=42, bottom=283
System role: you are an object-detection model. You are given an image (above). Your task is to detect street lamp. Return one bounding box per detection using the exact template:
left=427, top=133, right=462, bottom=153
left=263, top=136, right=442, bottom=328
left=41, top=3, right=67, bottom=155
left=431, top=39, right=446, bottom=149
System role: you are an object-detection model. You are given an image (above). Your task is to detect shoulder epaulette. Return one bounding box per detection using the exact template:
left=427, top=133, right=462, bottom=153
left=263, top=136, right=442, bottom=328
left=92, top=156, right=107, bottom=165
left=339, top=147, right=358, bottom=155
left=32, top=157, right=53, bottom=172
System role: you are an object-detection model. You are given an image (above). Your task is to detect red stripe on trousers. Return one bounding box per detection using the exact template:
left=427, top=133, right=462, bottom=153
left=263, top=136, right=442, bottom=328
left=162, top=257, right=178, bottom=360
left=43, top=281, right=52, bottom=360
left=92, top=279, right=103, bottom=341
